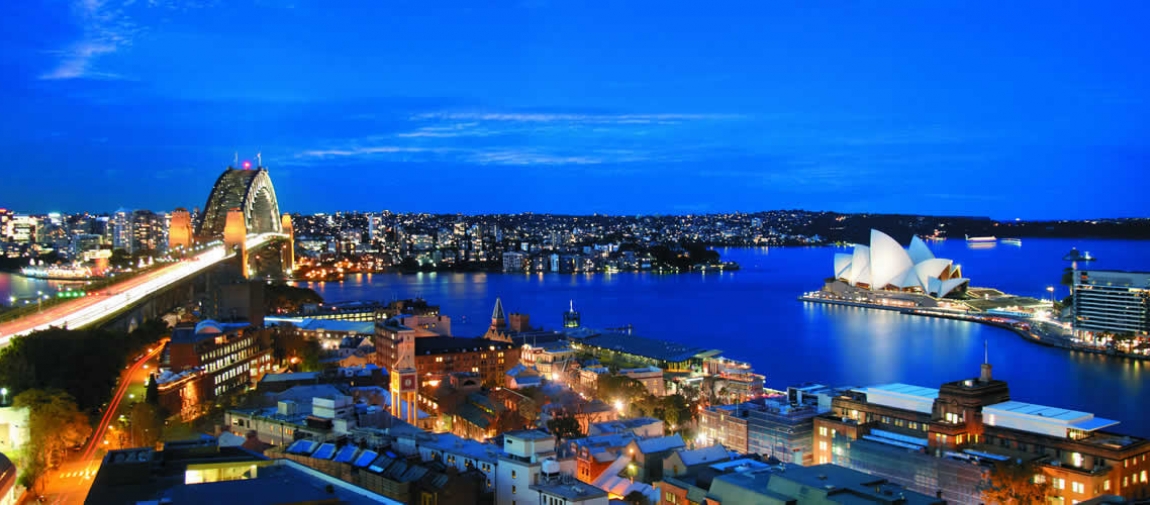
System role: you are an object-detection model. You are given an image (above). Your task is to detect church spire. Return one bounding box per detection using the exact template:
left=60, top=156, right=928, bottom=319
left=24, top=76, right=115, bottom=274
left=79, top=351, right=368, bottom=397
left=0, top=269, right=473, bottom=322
left=491, top=297, right=506, bottom=328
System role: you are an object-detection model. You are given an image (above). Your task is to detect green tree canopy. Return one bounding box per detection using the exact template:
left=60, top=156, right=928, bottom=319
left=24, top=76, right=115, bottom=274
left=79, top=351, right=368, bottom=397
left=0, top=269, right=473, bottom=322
left=979, top=459, right=1051, bottom=505
left=546, top=414, right=583, bottom=441
left=14, top=389, right=92, bottom=491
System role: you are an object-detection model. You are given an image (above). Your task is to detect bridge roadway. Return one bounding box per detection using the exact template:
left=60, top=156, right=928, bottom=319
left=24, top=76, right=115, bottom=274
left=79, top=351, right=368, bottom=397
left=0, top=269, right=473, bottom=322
left=0, top=233, right=285, bottom=346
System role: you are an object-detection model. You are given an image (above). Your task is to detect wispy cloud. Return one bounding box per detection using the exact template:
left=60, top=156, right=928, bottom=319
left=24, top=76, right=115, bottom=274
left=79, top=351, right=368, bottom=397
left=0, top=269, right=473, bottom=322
left=294, top=109, right=742, bottom=166
left=41, top=0, right=139, bottom=80
left=298, top=146, right=441, bottom=159
left=411, top=112, right=742, bottom=124
left=40, top=0, right=215, bottom=80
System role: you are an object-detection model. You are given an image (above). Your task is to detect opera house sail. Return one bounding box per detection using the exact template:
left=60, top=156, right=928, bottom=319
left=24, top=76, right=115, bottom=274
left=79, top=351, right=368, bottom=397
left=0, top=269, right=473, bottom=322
left=833, top=230, right=969, bottom=298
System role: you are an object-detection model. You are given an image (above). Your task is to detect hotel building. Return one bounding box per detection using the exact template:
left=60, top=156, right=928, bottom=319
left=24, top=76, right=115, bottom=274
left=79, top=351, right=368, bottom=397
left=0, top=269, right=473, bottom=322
left=813, top=362, right=1150, bottom=504
left=1074, top=270, right=1150, bottom=337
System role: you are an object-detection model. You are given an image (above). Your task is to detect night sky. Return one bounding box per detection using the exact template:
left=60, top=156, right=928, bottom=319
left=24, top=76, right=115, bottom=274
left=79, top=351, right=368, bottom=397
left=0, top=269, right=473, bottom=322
left=2, top=1, right=1148, bottom=218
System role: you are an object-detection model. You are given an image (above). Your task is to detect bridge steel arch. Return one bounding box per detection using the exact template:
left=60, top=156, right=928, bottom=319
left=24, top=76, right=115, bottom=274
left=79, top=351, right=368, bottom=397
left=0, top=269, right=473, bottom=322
left=197, top=168, right=282, bottom=239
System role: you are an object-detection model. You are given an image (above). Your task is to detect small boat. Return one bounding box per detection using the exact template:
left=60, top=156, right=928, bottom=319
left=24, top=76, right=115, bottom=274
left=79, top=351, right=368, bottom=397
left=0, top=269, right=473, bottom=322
left=965, top=235, right=997, bottom=243
left=1001, top=238, right=1022, bottom=246
left=1063, top=248, right=1096, bottom=261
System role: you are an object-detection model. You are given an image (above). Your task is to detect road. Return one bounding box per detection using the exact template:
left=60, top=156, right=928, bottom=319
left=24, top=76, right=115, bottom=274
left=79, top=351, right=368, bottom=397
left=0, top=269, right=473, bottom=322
left=0, top=234, right=282, bottom=347
left=37, top=341, right=166, bottom=505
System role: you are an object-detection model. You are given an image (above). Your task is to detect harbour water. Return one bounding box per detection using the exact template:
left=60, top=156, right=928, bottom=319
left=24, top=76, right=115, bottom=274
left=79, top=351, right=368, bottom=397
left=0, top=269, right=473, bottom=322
left=2, top=238, right=1147, bottom=435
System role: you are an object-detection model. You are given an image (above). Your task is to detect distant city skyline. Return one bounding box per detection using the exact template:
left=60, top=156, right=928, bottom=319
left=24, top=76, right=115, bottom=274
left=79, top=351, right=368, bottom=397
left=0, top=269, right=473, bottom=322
left=4, top=1, right=1149, bottom=219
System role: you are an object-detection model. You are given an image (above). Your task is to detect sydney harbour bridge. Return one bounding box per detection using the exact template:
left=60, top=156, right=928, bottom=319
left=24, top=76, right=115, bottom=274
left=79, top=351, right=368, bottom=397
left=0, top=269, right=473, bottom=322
left=0, top=165, right=295, bottom=344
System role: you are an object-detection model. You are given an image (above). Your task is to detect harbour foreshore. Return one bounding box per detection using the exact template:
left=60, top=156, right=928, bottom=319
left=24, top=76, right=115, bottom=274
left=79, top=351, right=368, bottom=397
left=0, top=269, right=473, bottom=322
left=798, top=293, right=1148, bottom=361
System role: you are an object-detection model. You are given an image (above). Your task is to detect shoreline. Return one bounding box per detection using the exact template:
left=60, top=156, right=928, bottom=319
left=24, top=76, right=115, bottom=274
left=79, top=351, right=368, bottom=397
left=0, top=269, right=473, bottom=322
left=798, top=295, right=1147, bottom=362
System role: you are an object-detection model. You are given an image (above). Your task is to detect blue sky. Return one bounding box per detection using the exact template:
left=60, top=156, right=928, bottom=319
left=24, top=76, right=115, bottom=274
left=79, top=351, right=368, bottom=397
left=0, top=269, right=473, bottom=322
left=2, top=1, right=1148, bottom=218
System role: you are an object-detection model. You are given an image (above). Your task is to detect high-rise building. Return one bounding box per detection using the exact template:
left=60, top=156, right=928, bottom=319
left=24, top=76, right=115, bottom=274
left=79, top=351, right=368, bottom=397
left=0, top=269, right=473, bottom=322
left=111, top=208, right=132, bottom=252
left=1073, top=269, right=1150, bottom=337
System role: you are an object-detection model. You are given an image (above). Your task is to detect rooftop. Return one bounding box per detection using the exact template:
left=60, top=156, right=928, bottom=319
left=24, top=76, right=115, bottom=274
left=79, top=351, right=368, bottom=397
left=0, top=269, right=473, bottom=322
left=415, top=336, right=516, bottom=355
left=579, top=331, right=707, bottom=363
left=505, top=429, right=555, bottom=441
left=266, top=316, right=376, bottom=335
left=635, top=434, right=685, bottom=454
left=161, top=462, right=400, bottom=505
left=675, top=444, right=736, bottom=467
left=530, top=479, right=609, bottom=501
left=984, top=400, right=1120, bottom=434
left=859, top=383, right=939, bottom=414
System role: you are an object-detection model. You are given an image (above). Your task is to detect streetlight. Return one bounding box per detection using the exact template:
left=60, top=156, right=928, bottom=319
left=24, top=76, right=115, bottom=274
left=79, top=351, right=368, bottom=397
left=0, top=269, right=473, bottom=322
left=1, top=387, right=7, bottom=406
left=1047, top=286, right=1055, bottom=304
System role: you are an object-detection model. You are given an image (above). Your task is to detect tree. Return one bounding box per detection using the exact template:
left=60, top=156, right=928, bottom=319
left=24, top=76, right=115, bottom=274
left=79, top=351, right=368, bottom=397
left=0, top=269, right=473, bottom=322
left=128, top=402, right=164, bottom=448
left=109, top=248, right=133, bottom=269
left=623, top=490, right=651, bottom=505
left=272, top=325, right=323, bottom=370
left=14, top=389, right=92, bottom=492
left=979, top=460, right=1051, bottom=505
left=546, top=414, right=583, bottom=441
left=597, top=375, right=649, bottom=407
left=661, top=394, right=692, bottom=427
left=145, top=373, right=160, bottom=405
left=263, top=283, right=322, bottom=314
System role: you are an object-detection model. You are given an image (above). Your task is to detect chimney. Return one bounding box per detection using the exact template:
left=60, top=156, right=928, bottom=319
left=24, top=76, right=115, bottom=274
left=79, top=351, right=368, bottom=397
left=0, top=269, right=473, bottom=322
left=980, top=339, right=993, bottom=383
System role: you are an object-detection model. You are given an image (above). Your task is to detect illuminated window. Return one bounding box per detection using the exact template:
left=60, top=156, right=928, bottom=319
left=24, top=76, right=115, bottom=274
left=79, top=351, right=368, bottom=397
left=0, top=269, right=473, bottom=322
left=1104, top=480, right=1111, bottom=491
left=1054, top=478, right=1065, bottom=490
left=819, top=427, right=827, bottom=437
left=1072, top=482, right=1085, bottom=494
left=819, top=441, right=827, bottom=452
left=512, top=485, right=516, bottom=494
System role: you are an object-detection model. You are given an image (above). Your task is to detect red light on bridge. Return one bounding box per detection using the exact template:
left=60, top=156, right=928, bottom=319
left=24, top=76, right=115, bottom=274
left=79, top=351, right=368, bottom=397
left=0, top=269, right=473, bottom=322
left=242, top=161, right=252, bottom=169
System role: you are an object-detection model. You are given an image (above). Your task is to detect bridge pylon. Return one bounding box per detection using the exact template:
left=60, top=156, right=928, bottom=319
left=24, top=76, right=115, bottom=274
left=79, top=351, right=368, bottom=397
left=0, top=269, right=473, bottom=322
left=281, top=213, right=295, bottom=275
left=169, top=208, right=194, bottom=252
left=224, top=207, right=250, bottom=278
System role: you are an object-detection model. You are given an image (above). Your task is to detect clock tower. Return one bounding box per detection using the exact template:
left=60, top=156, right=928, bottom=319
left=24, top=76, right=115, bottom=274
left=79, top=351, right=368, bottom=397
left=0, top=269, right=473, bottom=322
left=389, top=326, right=419, bottom=425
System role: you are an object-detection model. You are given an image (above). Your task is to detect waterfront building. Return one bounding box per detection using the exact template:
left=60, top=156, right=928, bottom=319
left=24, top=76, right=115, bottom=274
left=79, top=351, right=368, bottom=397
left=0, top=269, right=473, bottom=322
left=570, top=331, right=709, bottom=372
left=659, top=462, right=946, bottom=505
left=1073, top=269, right=1150, bottom=337
left=564, top=300, right=581, bottom=328
left=812, top=361, right=1150, bottom=504
left=832, top=229, right=968, bottom=298
left=158, top=320, right=275, bottom=420
left=503, top=251, right=527, bottom=272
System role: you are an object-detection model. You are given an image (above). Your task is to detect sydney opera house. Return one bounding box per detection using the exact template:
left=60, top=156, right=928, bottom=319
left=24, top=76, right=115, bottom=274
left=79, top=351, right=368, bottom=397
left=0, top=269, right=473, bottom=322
left=833, top=230, right=969, bottom=298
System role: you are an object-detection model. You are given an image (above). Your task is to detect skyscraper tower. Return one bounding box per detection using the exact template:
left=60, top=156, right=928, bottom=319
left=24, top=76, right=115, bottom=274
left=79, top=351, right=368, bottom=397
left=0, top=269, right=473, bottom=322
left=563, top=300, right=581, bottom=328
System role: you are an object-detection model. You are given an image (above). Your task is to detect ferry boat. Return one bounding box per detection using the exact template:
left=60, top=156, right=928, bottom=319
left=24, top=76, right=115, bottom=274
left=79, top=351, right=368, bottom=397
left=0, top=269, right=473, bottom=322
left=1001, top=238, right=1022, bottom=246
left=1063, top=248, right=1095, bottom=261
left=965, top=235, right=997, bottom=243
